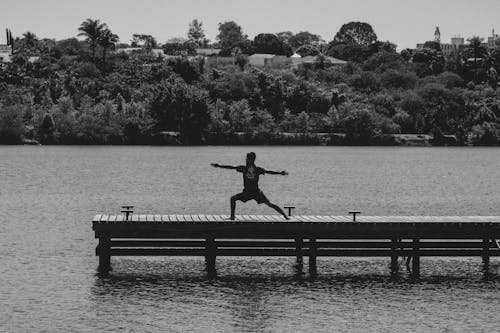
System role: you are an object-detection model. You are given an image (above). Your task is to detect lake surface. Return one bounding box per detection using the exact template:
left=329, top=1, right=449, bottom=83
left=1, top=146, right=500, bottom=332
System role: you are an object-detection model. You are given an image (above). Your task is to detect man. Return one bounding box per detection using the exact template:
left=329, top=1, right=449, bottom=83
left=211, top=152, right=289, bottom=220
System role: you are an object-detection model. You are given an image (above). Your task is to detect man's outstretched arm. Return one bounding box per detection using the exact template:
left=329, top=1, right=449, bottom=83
left=264, top=169, right=288, bottom=175
left=211, top=163, right=238, bottom=170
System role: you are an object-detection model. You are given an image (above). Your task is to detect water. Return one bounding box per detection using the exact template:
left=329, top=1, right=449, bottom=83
left=1, top=146, right=500, bottom=332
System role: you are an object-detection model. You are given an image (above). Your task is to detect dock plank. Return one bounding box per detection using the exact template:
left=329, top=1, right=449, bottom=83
left=93, top=214, right=500, bottom=225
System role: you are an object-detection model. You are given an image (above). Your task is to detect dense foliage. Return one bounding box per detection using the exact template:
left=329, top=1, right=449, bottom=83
left=2, top=19, right=500, bottom=145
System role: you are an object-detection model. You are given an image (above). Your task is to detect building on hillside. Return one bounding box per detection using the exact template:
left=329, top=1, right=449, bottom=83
left=115, top=47, right=165, bottom=58
left=291, top=55, right=347, bottom=68
left=325, top=56, right=348, bottom=65
left=416, top=27, right=465, bottom=55
left=248, top=53, right=276, bottom=66
left=0, top=44, right=11, bottom=63
left=416, top=26, right=500, bottom=54
left=248, top=53, right=291, bottom=67
left=195, top=48, right=221, bottom=56
left=248, top=53, right=347, bottom=68
left=440, top=37, right=465, bottom=54
left=0, top=28, right=14, bottom=63
left=488, top=29, right=500, bottom=49
left=434, top=26, right=441, bottom=43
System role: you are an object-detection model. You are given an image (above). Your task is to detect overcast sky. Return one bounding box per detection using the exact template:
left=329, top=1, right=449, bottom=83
left=1, top=0, right=499, bottom=50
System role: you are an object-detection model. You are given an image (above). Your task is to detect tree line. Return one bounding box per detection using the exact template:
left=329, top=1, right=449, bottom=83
left=1, top=19, right=500, bottom=145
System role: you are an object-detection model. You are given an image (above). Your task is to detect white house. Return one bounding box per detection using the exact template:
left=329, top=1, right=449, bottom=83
left=291, top=55, right=347, bottom=68
left=248, top=53, right=275, bottom=66
left=115, top=47, right=165, bottom=58
left=0, top=44, right=12, bottom=63
left=195, top=48, right=221, bottom=56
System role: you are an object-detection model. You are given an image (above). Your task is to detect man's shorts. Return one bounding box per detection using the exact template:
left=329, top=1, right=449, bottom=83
left=234, top=190, right=270, bottom=204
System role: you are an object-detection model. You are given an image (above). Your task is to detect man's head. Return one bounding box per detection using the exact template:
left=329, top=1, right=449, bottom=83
left=246, top=152, right=256, bottom=165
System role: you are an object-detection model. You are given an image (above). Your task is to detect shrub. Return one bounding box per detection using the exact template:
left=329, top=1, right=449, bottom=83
left=438, top=71, right=464, bottom=88
left=167, top=57, right=200, bottom=83
left=348, top=71, right=380, bottom=93
left=371, top=93, right=396, bottom=117
left=470, top=122, right=499, bottom=145
left=228, top=99, right=253, bottom=131
left=0, top=105, right=24, bottom=143
left=381, top=69, right=417, bottom=89
left=392, top=110, right=413, bottom=133
left=341, top=108, right=375, bottom=144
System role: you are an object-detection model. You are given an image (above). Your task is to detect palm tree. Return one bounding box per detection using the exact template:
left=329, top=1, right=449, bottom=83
left=98, top=28, right=118, bottom=65
left=78, top=18, right=106, bottom=59
left=22, top=31, right=38, bottom=48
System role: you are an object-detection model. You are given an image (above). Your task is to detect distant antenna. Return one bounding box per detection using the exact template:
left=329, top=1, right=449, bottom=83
left=7, top=29, right=14, bottom=53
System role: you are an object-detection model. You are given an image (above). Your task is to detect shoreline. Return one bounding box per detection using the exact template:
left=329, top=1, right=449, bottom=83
left=6, top=132, right=475, bottom=146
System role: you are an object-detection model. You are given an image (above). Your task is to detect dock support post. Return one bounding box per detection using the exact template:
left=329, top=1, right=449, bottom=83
left=482, top=238, right=490, bottom=275
left=309, top=238, right=317, bottom=276
left=295, top=237, right=303, bottom=264
left=412, top=238, right=420, bottom=278
left=205, top=237, right=216, bottom=276
left=390, top=238, right=399, bottom=276
left=97, top=235, right=111, bottom=273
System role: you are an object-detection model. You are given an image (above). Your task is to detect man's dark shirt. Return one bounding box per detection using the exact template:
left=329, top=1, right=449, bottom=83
left=236, top=165, right=265, bottom=192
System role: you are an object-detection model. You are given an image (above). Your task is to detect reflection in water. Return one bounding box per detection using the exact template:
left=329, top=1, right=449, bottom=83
left=89, top=257, right=500, bottom=332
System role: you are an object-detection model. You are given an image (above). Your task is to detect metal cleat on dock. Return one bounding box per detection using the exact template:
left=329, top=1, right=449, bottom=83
left=121, top=205, right=134, bottom=221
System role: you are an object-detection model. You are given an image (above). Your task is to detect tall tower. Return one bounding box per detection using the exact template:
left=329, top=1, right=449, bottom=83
left=434, top=26, right=441, bottom=43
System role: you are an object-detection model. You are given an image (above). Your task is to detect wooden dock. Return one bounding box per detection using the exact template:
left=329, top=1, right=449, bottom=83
left=92, top=214, right=500, bottom=277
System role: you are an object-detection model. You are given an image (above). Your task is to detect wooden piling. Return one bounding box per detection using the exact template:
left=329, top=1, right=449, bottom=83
left=482, top=238, right=490, bottom=267
left=295, top=237, right=303, bottom=264
left=97, top=235, right=111, bottom=272
left=412, top=238, right=420, bottom=278
left=309, top=238, right=317, bottom=276
left=390, top=238, right=398, bottom=275
left=205, top=237, right=216, bottom=275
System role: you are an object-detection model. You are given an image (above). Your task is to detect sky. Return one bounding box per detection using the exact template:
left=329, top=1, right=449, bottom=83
left=1, top=0, right=499, bottom=50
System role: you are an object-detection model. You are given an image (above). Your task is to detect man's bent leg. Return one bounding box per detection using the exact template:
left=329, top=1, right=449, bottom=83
left=230, top=193, right=247, bottom=220
left=230, top=195, right=237, bottom=220
left=266, top=202, right=289, bottom=219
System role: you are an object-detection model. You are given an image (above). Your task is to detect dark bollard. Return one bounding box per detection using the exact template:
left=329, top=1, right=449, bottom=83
left=284, top=206, right=296, bottom=217
left=348, top=211, right=361, bottom=222
left=121, top=205, right=134, bottom=221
